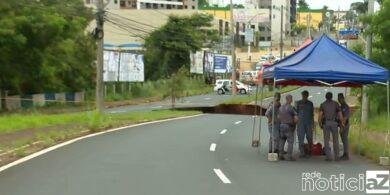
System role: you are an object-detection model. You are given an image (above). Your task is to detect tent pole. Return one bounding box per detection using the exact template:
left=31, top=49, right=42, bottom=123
left=258, top=80, right=264, bottom=151
left=251, top=83, right=260, bottom=146
left=358, top=87, right=363, bottom=155
left=271, top=79, right=276, bottom=153
left=384, top=81, right=390, bottom=157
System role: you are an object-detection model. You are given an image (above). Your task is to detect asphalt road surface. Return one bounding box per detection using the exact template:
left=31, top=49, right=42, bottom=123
left=0, top=87, right=387, bottom=195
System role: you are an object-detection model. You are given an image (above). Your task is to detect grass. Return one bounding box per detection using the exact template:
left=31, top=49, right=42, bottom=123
left=0, top=110, right=201, bottom=135
left=222, top=86, right=300, bottom=105
left=349, top=113, right=389, bottom=162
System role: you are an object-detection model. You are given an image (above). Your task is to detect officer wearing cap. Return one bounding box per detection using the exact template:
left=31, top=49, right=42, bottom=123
left=295, top=90, right=314, bottom=158
left=318, top=92, right=344, bottom=161
left=338, top=93, right=350, bottom=160
left=278, top=94, right=298, bottom=161
left=265, top=92, right=281, bottom=153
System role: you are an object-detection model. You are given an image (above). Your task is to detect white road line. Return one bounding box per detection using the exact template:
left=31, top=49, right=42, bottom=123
left=234, top=121, right=242, bottom=125
left=151, top=105, right=163, bottom=109
left=109, top=110, right=126, bottom=114
left=209, top=143, right=217, bottom=151
left=213, top=169, right=231, bottom=184
left=316, top=92, right=321, bottom=95
left=220, top=129, right=227, bottom=134
left=308, top=95, right=313, bottom=99
left=204, top=97, right=211, bottom=100
left=324, top=89, right=328, bottom=91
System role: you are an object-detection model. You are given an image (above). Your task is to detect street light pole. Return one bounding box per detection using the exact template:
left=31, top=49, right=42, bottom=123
left=96, top=0, right=105, bottom=113
left=280, top=5, right=284, bottom=59
left=230, top=0, right=237, bottom=95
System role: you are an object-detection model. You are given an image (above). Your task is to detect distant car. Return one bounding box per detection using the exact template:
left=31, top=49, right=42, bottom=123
left=260, top=53, right=274, bottom=62
left=241, top=71, right=258, bottom=81
left=214, top=79, right=251, bottom=95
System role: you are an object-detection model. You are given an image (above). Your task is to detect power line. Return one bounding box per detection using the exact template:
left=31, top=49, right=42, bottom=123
left=105, top=19, right=146, bottom=40
left=105, top=11, right=158, bottom=29
left=105, top=17, right=150, bottom=34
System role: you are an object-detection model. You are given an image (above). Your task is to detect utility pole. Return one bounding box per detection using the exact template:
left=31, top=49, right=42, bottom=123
left=280, top=5, right=284, bottom=59
left=96, top=0, right=105, bottom=113
left=230, top=0, right=237, bottom=95
left=362, top=0, right=374, bottom=125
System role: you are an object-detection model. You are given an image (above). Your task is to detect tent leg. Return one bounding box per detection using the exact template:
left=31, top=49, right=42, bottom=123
left=380, top=81, right=390, bottom=165
left=358, top=87, right=363, bottom=156
left=268, top=80, right=278, bottom=161
left=251, top=83, right=260, bottom=147
left=258, top=82, right=264, bottom=151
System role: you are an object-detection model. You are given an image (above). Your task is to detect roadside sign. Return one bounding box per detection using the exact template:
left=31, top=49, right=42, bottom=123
left=245, top=29, right=254, bottom=43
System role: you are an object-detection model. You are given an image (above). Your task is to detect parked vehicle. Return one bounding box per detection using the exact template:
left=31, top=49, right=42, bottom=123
left=241, top=71, right=258, bottom=82
left=214, top=79, right=251, bottom=95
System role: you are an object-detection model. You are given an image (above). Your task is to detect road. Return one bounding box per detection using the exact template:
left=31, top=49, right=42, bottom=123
left=0, top=87, right=386, bottom=195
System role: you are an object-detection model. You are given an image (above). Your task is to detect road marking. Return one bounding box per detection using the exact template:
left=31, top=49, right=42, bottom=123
left=151, top=105, right=163, bottom=109
left=213, top=169, right=231, bottom=184
left=324, top=89, right=328, bottom=91
left=209, top=143, right=217, bottom=151
left=204, top=97, right=211, bottom=100
left=0, top=114, right=204, bottom=173
left=234, top=121, right=242, bottom=125
left=316, top=92, right=321, bottom=95
left=308, top=95, right=313, bottom=99
left=220, top=129, right=227, bottom=134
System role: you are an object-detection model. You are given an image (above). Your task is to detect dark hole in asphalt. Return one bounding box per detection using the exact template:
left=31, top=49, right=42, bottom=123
left=172, top=104, right=267, bottom=116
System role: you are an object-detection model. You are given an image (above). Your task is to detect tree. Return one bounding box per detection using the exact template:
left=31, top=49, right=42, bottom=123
left=0, top=0, right=95, bottom=103
left=144, top=14, right=219, bottom=80
left=361, top=0, right=390, bottom=114
left=351, top=0, right=368, bottom=14
left=298, top=0, right=310, bottom=10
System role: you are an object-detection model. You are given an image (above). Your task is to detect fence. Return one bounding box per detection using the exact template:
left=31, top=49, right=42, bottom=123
left=1, top=92, right=85, bottom=111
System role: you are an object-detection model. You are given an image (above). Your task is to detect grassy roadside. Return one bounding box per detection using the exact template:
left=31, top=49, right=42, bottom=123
left=349, top=113, right=389, bottom=163
left=0, top=110, right=201, bottom=165
left=221, top=86, right=300, bottom=104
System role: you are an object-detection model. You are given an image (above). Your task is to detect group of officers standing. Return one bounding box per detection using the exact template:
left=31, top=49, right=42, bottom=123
left=265, top=90, right=350, bottom=161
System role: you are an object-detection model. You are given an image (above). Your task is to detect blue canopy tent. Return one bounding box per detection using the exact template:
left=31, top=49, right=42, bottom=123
left=258, top=34, right=390, bottom=163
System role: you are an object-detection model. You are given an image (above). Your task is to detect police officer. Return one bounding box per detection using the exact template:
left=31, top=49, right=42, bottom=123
left=278, top=95, right=298, bottom=161
left=338, top=93, right=350, bottom=160
left=296, top=90, right=314, bottom=158
left=265, top=92, right=281, bottom=153
left=318, top=92, right=344, bottom=161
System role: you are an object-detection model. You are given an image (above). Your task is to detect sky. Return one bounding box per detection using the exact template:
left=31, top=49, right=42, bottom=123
left=306, top=0, right=380, bottom=11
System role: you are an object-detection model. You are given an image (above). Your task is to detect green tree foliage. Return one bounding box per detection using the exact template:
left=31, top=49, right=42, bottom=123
left=363, top=0, right=390, bottom=115
left=351, top=1, right=368, bottom=14
left=0, top=0, right=95, bottom=95
left=298, top=0, right=310, bottom=10
left=144, top=14, right=219, bottom=80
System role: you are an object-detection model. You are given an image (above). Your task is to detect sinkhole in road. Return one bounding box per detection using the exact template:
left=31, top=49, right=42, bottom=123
left=173, top=104, right=267, bottom=116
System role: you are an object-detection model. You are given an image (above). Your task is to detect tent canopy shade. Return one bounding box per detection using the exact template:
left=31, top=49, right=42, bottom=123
left=263, top=34, right=389, bottom=86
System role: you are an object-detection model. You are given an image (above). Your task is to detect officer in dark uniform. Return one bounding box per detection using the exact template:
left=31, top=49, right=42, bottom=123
left=278, top=94, right=298, bottom=161
left=296, top=90, right=314, bottom=158
left=338, top=93, right=350, bottom=160
left=318, top=92, right=344, bottom=161
left=265, top=92, right=281, bottom=153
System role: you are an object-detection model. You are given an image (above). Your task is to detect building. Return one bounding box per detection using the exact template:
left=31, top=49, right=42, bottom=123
left=84, top=0, right=197, bottom=10
left=297, top=9, right=323, bottom=30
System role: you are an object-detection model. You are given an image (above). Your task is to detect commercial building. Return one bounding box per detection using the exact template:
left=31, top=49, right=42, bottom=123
left=297, top=9, right=324, bottom=30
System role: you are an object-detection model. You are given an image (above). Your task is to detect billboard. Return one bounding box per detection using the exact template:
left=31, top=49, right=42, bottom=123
left=103, top=50, right=144, bottom=82
left=213, top=54, right=232, bottom=73
left=204, top=52, right=214, bottom=73
left=103, top=50, right=120, bottom=82
left=233, top=9, right=269, bottom=23
left=119, top=53, right=144, bottom=82
left=190, top=51, right=204, bottom=74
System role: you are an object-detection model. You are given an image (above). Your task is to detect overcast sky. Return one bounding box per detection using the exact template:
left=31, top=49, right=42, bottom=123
left=306, top=0, right=379, bottom=11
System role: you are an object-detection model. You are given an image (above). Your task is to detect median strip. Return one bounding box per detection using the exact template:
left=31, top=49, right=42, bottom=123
left=220, top=129, right=227, bottom=135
